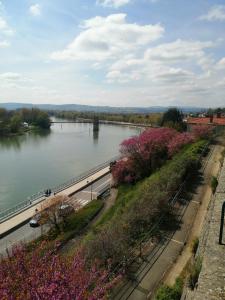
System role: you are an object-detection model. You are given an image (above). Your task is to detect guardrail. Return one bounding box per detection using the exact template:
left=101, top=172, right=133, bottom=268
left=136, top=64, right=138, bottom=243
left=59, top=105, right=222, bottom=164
left=0, top=156, right=119, bottom=222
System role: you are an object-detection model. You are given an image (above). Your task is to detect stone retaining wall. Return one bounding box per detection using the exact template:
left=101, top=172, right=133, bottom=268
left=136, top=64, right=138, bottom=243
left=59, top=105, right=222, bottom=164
left=187, top=158, right=225, bottom=299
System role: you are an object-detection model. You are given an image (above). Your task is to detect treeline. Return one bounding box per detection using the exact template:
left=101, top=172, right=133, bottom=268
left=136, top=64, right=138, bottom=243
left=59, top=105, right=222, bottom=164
left=52, top=110, right=162, bottom=126
left=0, top=108, right=51, bottom=137
left=207, top=107, right=225, bottom=115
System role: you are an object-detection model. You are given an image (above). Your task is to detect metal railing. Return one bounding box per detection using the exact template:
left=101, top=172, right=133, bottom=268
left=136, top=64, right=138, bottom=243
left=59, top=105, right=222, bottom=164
left=0, top=156, right=119, bottom=223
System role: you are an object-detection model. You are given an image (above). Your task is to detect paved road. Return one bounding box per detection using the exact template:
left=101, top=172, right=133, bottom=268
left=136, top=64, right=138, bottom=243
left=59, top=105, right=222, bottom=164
left=0, top=174, right=111, bottom=256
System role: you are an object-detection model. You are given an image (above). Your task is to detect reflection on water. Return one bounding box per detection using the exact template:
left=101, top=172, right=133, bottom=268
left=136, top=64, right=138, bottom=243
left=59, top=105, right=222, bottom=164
left=0, top=135, right=24, bottom=151
left=0, top=122, right=138, bottom=211
left=93, top=125, right=99, bottom=143
left=0, top=129, right=51, bottom=151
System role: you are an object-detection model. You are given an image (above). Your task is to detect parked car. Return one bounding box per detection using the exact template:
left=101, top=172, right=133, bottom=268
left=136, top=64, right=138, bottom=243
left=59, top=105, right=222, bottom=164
left=29, top=214, right=41, bottom=228
left=58, top=204, right=74, bottom=217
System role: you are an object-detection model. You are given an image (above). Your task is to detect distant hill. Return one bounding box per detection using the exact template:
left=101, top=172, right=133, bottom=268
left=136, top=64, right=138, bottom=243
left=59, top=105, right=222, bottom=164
left=0, top=102, right=206, bottom=114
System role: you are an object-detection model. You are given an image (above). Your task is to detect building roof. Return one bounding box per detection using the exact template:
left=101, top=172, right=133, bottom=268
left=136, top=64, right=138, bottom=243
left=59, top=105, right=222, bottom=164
left=187, top=117, right=225, bottom=126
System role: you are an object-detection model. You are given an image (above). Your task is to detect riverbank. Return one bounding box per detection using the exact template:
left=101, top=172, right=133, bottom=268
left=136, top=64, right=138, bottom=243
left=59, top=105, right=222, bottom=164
left=0, top=126, right=50, bottom=138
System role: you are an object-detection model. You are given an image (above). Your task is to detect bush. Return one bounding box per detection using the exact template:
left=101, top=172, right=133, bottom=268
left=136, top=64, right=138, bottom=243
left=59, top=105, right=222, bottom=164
left=211, top=176, right=218, bottom=194
left=188, top=257, right=202, bottom=290
left=156, top=277, right=183, bottom=300
left=192, top=237, right=199, bottom=255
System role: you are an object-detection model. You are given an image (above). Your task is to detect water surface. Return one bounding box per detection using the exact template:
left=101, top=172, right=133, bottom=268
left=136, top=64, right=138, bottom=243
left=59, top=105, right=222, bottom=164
left=0, top=122, right=139, bottom=211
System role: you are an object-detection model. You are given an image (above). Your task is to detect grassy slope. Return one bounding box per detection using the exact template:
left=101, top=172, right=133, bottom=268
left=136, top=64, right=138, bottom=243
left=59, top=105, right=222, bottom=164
left=93, top=140, right=207, bottom=231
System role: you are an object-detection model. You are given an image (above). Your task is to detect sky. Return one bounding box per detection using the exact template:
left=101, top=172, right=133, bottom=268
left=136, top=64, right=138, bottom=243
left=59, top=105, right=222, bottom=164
left=0, top=0, right=225, bottom=108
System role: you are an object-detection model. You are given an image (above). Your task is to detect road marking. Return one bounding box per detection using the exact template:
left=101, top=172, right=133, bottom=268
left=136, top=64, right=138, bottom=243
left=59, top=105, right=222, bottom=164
left=136, top=285, right=149, bottom=295
left=191, top=200, right=200, bottom=204
left=76, top=199, right=90, bottom=206
left=169, top=238, right=184, bottom=245
left=81, top=191, right=97, bottom=195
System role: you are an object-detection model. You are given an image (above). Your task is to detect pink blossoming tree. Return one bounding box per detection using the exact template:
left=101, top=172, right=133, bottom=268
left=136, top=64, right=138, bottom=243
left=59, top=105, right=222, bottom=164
left=192, top=125, right=213, bottom=139
left=0, top=243, right=116, bottom=300
left=113, top=127, right=198, bottom=185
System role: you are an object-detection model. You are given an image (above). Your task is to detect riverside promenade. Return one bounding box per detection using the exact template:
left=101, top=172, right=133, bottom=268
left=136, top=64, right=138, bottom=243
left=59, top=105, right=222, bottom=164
left=0, top=163, right=112, bottom=239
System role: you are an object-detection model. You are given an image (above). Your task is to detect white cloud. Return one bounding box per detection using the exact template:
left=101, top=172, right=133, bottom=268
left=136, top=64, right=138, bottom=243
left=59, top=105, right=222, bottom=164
left=199, top=5, right=225, bottom=22
left=29, top=4, right=41, bottom=17
left=144, top=39, right=214, bottom=63
left=0, top=40, right=10, bottom=48
left=96, top=0, right=130, bottom=8
left=0, top=16, right=13, bottom=35
left=107, top=39, right=215, bottom=84
left=216, top=57, right=225, bottom=69
left=0, top=72, right=22, bottom=81
left=51, top=14, right=164, bottom=61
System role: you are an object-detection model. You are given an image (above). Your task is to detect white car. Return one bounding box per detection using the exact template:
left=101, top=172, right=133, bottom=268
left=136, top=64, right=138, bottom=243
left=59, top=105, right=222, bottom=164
left=58, top=204, right=74, bottom=216
left=29, top=214, right=41, bottom=227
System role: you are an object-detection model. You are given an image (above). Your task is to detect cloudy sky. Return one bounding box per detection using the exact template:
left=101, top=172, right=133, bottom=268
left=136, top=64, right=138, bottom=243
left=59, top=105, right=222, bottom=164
left=0, top=0, right=225, bottom=107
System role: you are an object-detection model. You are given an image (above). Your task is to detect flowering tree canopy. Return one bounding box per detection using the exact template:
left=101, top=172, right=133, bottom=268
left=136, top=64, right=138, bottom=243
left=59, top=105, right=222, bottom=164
left=112, top=127, right=203, bottom=185
left=192, top=125, right=213, bottom=139
left=168, top=132, right=194, bottom=156
left=0, top=243, right=115, bottom=300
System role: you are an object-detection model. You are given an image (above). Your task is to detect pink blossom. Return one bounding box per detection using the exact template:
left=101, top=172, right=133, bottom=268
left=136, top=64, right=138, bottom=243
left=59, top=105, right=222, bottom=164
left=168, top=132, right=194, bottom=156
left=192, top=125, right=213, bottom=139
left=0, top=243, right=117, bottom=300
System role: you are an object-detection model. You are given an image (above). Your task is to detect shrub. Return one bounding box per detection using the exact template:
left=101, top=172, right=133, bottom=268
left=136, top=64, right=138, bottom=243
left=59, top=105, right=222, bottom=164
left=188, top=257, right=202, bottom=290
left=211, top=176, right=218, bottom=194
left=192, top=237, right=199, bottom=255
left=156, top=277, right=183, bottom=300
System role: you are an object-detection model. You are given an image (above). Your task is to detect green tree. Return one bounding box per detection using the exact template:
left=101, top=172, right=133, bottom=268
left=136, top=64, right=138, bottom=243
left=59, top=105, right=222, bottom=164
left=10, top=114, right=22, bottom=133
left=34, top=111, right=51, bottom=129
left=161, top=108, right=186, bottom=131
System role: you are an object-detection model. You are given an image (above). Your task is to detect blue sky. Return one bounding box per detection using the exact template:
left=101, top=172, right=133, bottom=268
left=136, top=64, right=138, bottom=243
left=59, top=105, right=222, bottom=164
left=0, top=0, right=225, bottom=107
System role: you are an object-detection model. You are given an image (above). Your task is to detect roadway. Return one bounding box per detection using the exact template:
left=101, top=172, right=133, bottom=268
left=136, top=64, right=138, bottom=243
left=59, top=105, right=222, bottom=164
left=0, top=173, right=111, bottom=256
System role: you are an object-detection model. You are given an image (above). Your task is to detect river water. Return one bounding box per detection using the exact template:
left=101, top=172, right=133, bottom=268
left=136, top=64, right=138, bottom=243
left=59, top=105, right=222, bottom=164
left=0, top=122, right=139, bottom=211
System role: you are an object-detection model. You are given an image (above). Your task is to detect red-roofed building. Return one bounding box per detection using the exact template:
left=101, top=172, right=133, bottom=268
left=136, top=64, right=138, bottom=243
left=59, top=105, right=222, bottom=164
left=187, top=115, right=225, bottom=133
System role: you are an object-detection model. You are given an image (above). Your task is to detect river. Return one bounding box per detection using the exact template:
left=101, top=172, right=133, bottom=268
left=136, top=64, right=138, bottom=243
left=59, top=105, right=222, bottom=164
left=0, top=122, right=139, bottom=211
